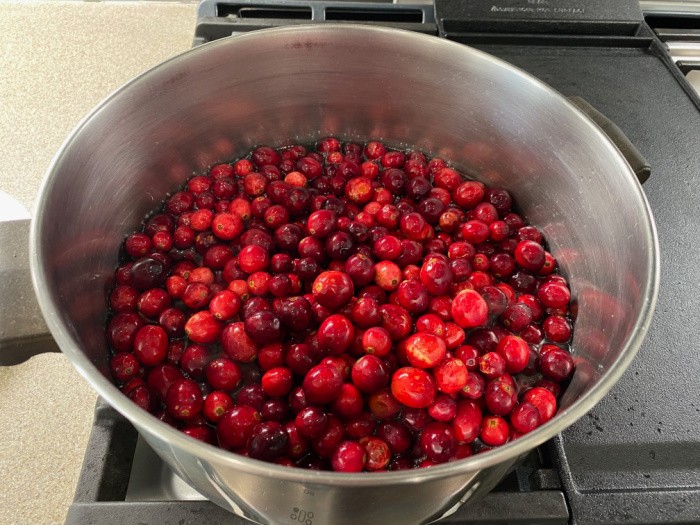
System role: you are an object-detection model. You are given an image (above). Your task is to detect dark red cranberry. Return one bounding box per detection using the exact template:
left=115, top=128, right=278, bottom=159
left=248, top=421, right=289, bottom=461
left=244, top=310, right=282, bottom=345
left=484, top=380, right=517, bottom=416
left=419, top=422, right=456, bottom=463
left=110, top=352, right=141, bottom=382
left=130, top=257, right=166, bottom=291
left=539, top=347, right=575, bottom=381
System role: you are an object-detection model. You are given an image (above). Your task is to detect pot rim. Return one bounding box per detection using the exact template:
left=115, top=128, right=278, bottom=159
left=29, top=23, right=660, bottom=485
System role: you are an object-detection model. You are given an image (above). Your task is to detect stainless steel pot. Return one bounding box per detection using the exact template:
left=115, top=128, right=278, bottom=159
left=30, top=25, right=659, bottom=525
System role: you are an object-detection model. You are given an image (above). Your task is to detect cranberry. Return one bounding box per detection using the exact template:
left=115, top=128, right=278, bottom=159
left=451, top=289, right=488, bottom=329
left=361, top=327, right=392, bottom=357
left=514, top=240, right=545, bottom=272
left=484, top=380, right=517, bottom=416
left=391, top=367, right=436, bottom=409
left=500, top=303, right=533, bottom=333
left=184, top=311, right=222, bottom=344
left=206, top=357, right=242, bottom=391
left=403, top=333, right=446, bottom=369
left=539, top=348, right=575, bottom=381
left=479, top=352, right=506, bottom=379
left=395, top=279, right=429, bottom=314
left=110, top=352, right=141, bottom=382
left=317, top=314, right=355, bottom=355
left=221, top=322, right=257, bottom=362
left=420, top=422, right=456, bottom=463
left=351, top=355, right=389, bottom=394
left=203, top=391, right=234, bottom=423
left=510, top=402, right=540, bottom=434
left=244, top=310, right=282, bottom=345
left=523, top=387, right=557, bottom=423
left=312, top=271, right=354, bottom=310
left=538, top=281, right=571, bottom=309
left=479, top=415, right=509, bottom=446
left=428, top=394, right=458, bottom=422
left=133, top=325, right=168, bottom=366
left=453, top=400, right=482, bottom=443
left=543, top=315, right=572, bottom=343
left=496, top=335, right=530, bottom=374
left=302, top=364, right=343, bottom=405
left=374, top=260, right=402, bottom=291
left=165, top=378, right=203, bottom=420
left=434, top=358, right=469, bottom=394
left=179, top=344, right=210, bottom=380
left=247, top=421, right=288, bottom=461
left=130, top=257, right=166, bottom=291
left=217, top=405, right=261, bottom=449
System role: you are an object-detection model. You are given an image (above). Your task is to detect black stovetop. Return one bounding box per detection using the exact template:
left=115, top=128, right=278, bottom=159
left=66, top=1, right=700, bottom=524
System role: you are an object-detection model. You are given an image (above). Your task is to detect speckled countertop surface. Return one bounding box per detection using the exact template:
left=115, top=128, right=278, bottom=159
left=0, top=2, right=195, bottom=523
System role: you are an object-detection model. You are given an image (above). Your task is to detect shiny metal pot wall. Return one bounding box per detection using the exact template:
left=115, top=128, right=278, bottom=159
left=30, top=25, right=659, bottom=525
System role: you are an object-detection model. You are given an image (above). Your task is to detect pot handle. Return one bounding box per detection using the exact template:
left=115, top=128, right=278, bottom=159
left=567, top=96, right=651, bottom=184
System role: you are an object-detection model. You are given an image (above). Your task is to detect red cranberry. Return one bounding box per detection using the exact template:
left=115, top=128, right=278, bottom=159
left=361, top=327, right=392, bottom=357
left=184, top=311, right=222, bottom=344
left=248, top=421, right=288, bottom=461
left=312, top=271, right=354, bottom=310
left=428, top=394, right=458, bottom=422
left=451, top=289, right=488, bottom=329
left=237, top=383, right=266, bottom=411
left=453, top=400, right=482, bottom=443
left=133, top=325, right=168, bottom=366
left=351, top=355, right=389, bottom=394
left=217, top=405, right=261, bottom=449
left=203, top=391, right=234, bottom=423
left=165, top=378, right=203, bottom=420
left=514, top=240, right=545, bottom=272
left=510, top=402, right=541, bottom=434
left=523, top=387, right=557, bottom=423
left=302, top=364, right=343, bottom=405
left=221, top=322, right=257, bottom=362
left=496, top=335, right=530, bottom=374
left=206, top=357, right=242, bottom=391
left=244, top=310, right=282, bottom=345
left=543, top=315, right=572, bottom=343
left=500, top=303, right=533, bottom=333
left=391, top=367, right=436, bottom=409
left=317, top=314, right=355, bottom=355
left=434, top=358, right=468, bottom=395
left=480, top=415, right=509, bottom=446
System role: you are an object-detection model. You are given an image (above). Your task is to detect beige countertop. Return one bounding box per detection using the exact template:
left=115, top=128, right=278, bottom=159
left=0, top=2, right=196, bottom=523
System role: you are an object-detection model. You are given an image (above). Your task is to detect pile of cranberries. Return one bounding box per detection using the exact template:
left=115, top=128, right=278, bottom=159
left=106, top=138, right=575, bottom=472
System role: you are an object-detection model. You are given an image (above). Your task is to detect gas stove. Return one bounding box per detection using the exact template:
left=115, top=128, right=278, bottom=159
left=5, top=0, right=700, bottom=523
